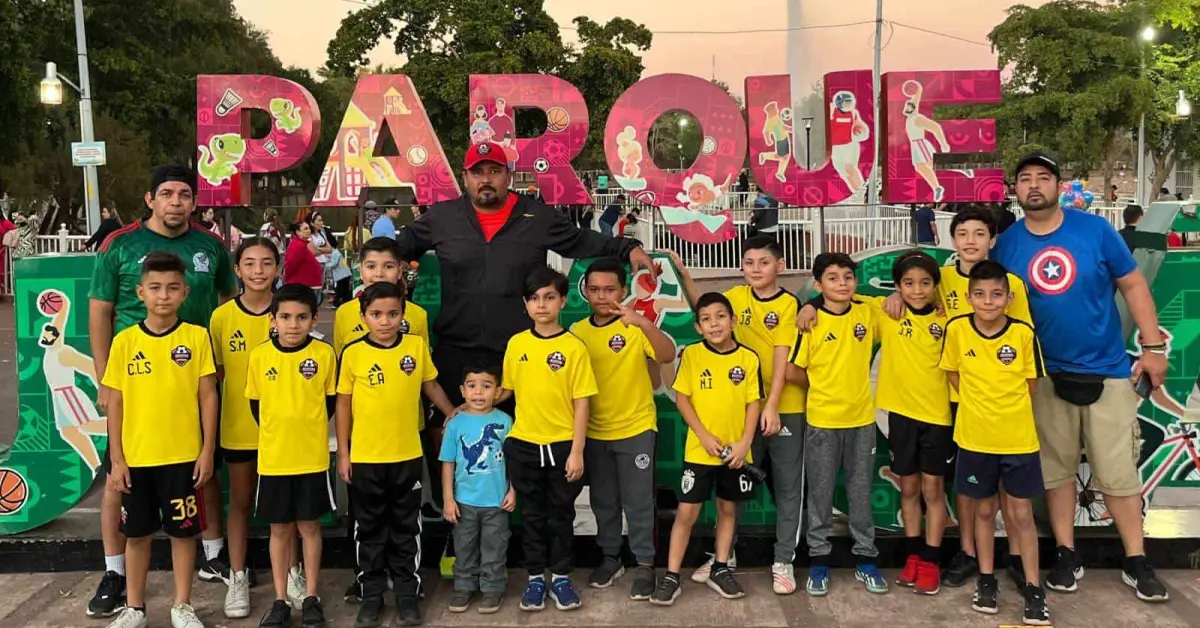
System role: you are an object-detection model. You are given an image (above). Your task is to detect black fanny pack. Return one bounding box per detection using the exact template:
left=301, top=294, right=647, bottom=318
left=1050, top=372, right=1106, bottom=406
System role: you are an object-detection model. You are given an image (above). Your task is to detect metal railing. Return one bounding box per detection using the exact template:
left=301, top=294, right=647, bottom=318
left=2, top=226, right=90, bottom=296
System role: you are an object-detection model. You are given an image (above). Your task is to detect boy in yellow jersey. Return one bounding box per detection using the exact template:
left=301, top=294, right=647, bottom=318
left=650, top=292, right=761, bottom=606
left=571, top=258, right=675, bottom=599
left=787, top=252, right=886, bottom=597
left=245, top=284, right=337, bottom=628
left=208, top=237, right=280, bottom=617
left=938, top=261, right=1048, bottom=625
left=102, top=252, right=219, bottom=628
left=335, top=281, right=456, bottom=628
left=501, top=266, right=598, bottom=612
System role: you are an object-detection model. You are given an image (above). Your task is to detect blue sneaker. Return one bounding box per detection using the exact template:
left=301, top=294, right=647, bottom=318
left=519, top=578, right=546, bottom=611
left=855, top=564, right=889, bottom=594
left=806, top=566, right=830, bottom=596
left=549, top=576, right=582, bottom=610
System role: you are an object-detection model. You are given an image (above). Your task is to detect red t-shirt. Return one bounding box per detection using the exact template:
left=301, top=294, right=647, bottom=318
left=1168, top=232, right=1183, bottom=248
left=476, top=194, right=518, bottom=242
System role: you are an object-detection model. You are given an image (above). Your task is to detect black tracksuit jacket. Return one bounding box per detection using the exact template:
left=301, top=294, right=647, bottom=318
left=395, top=194, right=641, bottom=353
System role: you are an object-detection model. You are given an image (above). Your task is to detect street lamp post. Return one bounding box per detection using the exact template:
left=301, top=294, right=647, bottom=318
left=1137, top=26, right=1155, bottom=206
left=678, top=143, right=684, bottom=171
left=802, top=117, right=814, bottom=169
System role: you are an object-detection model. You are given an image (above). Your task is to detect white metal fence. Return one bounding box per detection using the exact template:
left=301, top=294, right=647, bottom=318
left=1, top=227, right=90, bottom=296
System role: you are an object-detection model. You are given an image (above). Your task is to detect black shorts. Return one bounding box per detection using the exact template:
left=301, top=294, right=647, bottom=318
left=677, top=462, right=755, bottom=504
left=888, top=412, right=954, bottom=477
left=954, top=450, right=1044, bottom=500
left=219, top=448, right=257, bottom=465
left=255, top=471, right=337, bottom=524
left=120, top=462, right=205, bottom=538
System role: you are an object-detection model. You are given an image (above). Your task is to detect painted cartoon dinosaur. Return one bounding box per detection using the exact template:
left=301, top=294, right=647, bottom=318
left=197, top=133, right=246, bottom=186
left=269, top=98, right=302, bottom=134
left=460, top=422, right=506, bottom=474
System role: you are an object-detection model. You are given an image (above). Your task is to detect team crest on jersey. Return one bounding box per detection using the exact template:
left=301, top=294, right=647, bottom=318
left=997, top=344, right=1017, bottom=365
left=728, top=366, right=746, bottom=385
left=399, top=319, right=410, bottom=334
left=547, top=351, right=566, bottom=371
left=171, top=345, right=192, bottom=366
left=853, top=323, right=867, bottom=341
left=608, top=334, right=626, bottom=353
left=764, top=312, right=780, bottom=330
left=192, top=252, right=211, bottom=274
left=681, top=469, right=695, bottom=493
left=928, top=322, right=944, bottom=340
left=299, top=358, right=319, bottom=380
left=400, top=355, right=417, bottom=375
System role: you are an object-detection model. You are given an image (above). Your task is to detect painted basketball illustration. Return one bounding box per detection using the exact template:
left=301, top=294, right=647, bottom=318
left=0, top=469, right=28, bottom=515
left=37, top=290, right=66, bottom=316
left=546, top=107, right=570, bottom=133
left=902, top=80, right=921, bottom=97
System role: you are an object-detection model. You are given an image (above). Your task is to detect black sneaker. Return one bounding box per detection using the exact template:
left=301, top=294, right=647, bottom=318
left=630, top=566, right=656, bottom=601
left=344, top=578, right=364, bottom=603
left=649, top=573, right=681, bottom=606
left=478, top=591, right=503, bottom=614
left=354, top=596, right=384, bottom=628
left=1046, top=546, right=1083, bottom=593
left=301, top=596, right=327, bottom=628
left=1006, top=555, right=1025, bottom=589
left=941, top=550, right=978, bottom=588
left=259, top=600, right=291, bottom=628
left=1122, top=555, right=1169, bottom=602
left=448, top=590, right=474, bottom=613
left=706, top=566, right=745, bottom=599
left=589, top=556, right=625, bottom=589
left=1023, top=585, right=1051, bottom=625
left=395, top=595, right=422, bottom=627
left=199, top=548, right=232, bottom=584
left=86, top=571, right=126, bottom=618
left=971, top=574, right=998, bottom=615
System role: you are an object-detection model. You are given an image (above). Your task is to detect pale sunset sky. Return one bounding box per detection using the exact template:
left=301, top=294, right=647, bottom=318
left=233, top=0, right=1049, bottom=94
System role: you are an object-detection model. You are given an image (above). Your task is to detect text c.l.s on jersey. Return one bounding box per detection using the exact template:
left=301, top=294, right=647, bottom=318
left=246, top=336, right=337, bottom=475
left=336, top=334, right=436, bottom=463
left=790, top=300, right=876, bottom=430
left=503, top=330, right=598, bottom=446
left=672, top=341, right=762, bottom=465
left=724, top=285, right=804, bottom=413
left=209, top=297, right=273, bottom=451
left=570, top=316, right=658, bottom=441
left=865, top=296, right=951, bottom=426
left=101, top=320, right=216, bottom=467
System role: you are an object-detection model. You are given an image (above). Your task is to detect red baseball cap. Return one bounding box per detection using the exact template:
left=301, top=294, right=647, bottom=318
left=464, top=141, right=508, bottom=170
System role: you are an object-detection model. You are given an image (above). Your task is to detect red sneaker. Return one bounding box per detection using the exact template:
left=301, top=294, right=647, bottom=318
left=896, top=554, right=920, bottom=587
left=914, top=560, right=940, bottom=595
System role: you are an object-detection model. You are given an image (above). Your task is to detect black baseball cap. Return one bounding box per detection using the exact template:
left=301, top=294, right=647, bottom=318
left=1013, top=151, right=1061, bottom=180
left=149, top=164, right=196, bottom=195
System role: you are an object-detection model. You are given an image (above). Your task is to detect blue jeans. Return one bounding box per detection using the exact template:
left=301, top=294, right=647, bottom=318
left=599, top=221, right=615, bottom=236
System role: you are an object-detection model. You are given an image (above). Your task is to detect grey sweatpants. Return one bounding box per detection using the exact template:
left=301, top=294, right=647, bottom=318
left=805, top=423, right=878, bottom=561
left=452, top=504, right=510, bottom=592
left=751, top=412, right=807, bottom=563
left=584, top=430, right=657, bottom=565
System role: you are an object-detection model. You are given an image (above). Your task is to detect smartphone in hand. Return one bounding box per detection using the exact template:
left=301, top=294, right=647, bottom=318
left=1135, top=372, right=1153, bottom=400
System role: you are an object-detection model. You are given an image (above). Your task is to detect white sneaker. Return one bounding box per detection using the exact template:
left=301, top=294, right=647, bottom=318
left=772, top=562, right=797, bottom=595
left=691, top=551, right=737, bottom=584
left=224, top=569, right=251, bottom=618
left=170, top=603, right=204, bottom=628
left=106, top=607, right=147, bottom=628
left=287, top=566, right=307, bottom=610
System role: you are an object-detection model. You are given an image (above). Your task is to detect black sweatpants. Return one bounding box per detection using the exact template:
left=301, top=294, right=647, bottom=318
left=350, top=458, right=424, bottom=598
left=503, top=437, right=583, bottom=576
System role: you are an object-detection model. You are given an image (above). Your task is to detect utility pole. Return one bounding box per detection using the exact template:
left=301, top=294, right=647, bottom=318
left=868, top=0, right=884, bottom=207
left=75, top=0, right=100, bottom=232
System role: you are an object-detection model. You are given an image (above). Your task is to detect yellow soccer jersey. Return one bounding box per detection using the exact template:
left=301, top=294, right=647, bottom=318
left=102, top=321, right=216, bottom=467
left=337, top=334, right=436, bottom=463
left=725, top=285, right=805, bottom=414
left=333, top=296, right=429, bottom=356
left=672, top=341, right=762, bottom=465
left=570, top=316, right=658, bottom=441
left=939, top=262, right=1033, bottom=403
left=866, top=296, right=951, bottom=426
left=246, top=337, right=337, bottom=475
left=790, top=300, right=876, bottom=430
left=503, top=330, right=598, bottom=446
left=939, top=315, right=1044, bottom=455
left=209, top=298, right=273, bottom=451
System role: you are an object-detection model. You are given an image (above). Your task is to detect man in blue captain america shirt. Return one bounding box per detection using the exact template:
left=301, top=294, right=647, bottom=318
left=993, top=152, right=1169, bottom=603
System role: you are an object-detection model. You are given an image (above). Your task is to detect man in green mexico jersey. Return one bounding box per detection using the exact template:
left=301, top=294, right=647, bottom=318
left=86, top=164, right=238, bottom=619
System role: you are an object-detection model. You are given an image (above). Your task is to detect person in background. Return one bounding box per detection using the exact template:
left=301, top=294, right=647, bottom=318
left=1119, top=204, right=1143, bottom=252
left=750, top=186, right=779, bottom=238
left=617, top=207, right=641, bottom=238
left=1110, top=185, right=1119, bottom=203
left=1157, top=187, right=1172, bottom=201
left=87, top=207, right=124, bottom=251
left=195, top=207, right=218, bottom=233
left=371, top=201, right=402, bottom=240
left=0, top=209, right=15, bottom=291
left=283, top=222, right=324, bottom=305
left=1175, top=192, right=1185, bottom=201
left=915, top=203, right=938, bottom=246
left=598, top=195, right=625, bottom=236
left=11, top=211, right=39, bottom=259
left=1167, top=230, right=1184, bottom=248
left=259, top=208, right=284, bottom=251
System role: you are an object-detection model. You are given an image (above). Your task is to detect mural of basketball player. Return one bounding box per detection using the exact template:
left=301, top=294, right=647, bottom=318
left=38, top=293, right=107, bottom=475
left=614, top=126, right=647, bottom=190
left=829, top=90, right=870, bottom=195
left=758, top=101, right=794, bottom=182
left=489, top=97, right=518, bottom=169
left=901, top=81, right=950, bottom=202
left=469, top=105, right=494, bottom=144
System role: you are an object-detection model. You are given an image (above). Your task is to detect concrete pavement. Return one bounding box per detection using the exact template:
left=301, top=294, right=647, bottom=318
left=5, top=567, right=1200, bottom=627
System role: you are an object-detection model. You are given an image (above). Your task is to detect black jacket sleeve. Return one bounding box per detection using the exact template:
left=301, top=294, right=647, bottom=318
left=543, top=201, right=641, bottom=261
left=395, top=213, right=434, bottom=262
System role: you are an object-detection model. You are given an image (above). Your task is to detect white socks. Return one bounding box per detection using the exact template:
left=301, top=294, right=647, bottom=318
left=105, top=554, right=126, bottom=576
left=202, top=538, right=225, bottom=561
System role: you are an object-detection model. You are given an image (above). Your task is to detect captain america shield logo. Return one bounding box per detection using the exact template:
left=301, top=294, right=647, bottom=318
left=1028, top=246, right=1076, bottom=295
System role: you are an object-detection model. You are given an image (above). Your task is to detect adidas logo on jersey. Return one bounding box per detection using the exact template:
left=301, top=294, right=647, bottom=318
left=824, top=332, right=837, bottom=342
left=231, top=330, right=244, bottom=339
left=965, top=349, right=977, bottom=357
left=368, top=363, right=386, bottom=386
left=266, top=367, right=278, bottom=381
left=519, top=354, right=529, bottom=362
left=133, top=351, right=146, bottom=361
left=700, top=369, right=712, bottom=378
left=127, top=351, right=151, bottom=376
left=228, top=329, right=247, bottom=352
left=353, top=324, right=365, bottom=333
